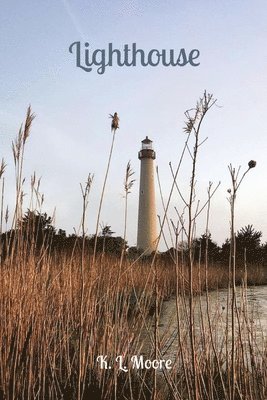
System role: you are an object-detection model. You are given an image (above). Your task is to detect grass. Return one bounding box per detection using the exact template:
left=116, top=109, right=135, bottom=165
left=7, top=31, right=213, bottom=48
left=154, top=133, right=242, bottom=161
left=0, top=253, right=266, bottom=399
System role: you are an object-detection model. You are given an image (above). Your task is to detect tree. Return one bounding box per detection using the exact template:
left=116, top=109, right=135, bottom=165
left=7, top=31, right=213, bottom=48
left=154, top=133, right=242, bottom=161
left=193, top=233, right=221, bottom=264
left=100, top=224, right=114, bottom=237
left=220, top=238, right=231, bottom=263
left=102, top=236, right=127, bottom=256
left=88, top=225, right=127, bottom=257
left=221, top=225, right=262, bottom=264
left=19, top=209, right=56, bottom=248
left=57, top=229, right=66, bottom=238
left=99, top=223, right=115, bottom=254
left=236, top=225, right=262, bottom=263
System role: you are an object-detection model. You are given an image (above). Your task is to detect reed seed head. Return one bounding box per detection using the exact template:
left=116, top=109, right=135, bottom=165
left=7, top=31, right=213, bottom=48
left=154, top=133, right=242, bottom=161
left=248, top=160, right=256, bottom=169
left=23, top=105, right=35, bottom=144
left=0, top=158, right=6, bottom=179
left=109, top=112, right=119, bottom=131
left=5, top=206, right=8, bottom=224
left=124, top=161, right=135, bottom=194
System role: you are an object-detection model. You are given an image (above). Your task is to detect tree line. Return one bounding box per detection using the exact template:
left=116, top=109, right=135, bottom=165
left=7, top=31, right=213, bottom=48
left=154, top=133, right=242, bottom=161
left=0, top=210, right=126, bottom=259
left=1, top=210, right=267, bottom=265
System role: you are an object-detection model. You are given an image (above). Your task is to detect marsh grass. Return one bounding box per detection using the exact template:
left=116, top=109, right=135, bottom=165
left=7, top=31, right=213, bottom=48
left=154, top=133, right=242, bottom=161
left=0, top=100, right=267, bottom=399
left=1, top=253, right=266, bottom=399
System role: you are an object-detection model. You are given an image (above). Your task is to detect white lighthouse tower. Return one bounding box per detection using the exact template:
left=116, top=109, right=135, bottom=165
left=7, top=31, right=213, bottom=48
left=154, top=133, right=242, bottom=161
left=137, top=136, right=158, bottom=255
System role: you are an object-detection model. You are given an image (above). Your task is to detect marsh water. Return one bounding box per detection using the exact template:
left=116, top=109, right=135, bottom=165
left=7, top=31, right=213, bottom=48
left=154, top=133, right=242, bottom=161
left=141, top=285, right=267, bottom=363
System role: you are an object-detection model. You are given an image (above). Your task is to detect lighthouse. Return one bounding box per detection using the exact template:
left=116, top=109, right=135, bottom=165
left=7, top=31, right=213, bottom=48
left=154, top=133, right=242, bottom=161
left=137, top=136, right=158, bottom=255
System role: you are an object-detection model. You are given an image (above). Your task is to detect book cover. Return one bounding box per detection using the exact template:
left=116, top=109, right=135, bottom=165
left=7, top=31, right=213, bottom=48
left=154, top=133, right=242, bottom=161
left=0, top=1, right=266, bottom=399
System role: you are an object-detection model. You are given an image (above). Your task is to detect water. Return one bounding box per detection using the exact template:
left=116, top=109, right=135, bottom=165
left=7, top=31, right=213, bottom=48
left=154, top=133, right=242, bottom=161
left=140, top=285, right=267, bottom=364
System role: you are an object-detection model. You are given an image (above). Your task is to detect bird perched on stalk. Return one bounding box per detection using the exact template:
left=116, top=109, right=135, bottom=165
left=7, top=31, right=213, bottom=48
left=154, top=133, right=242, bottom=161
left=109, top=112, right=119, bottom=132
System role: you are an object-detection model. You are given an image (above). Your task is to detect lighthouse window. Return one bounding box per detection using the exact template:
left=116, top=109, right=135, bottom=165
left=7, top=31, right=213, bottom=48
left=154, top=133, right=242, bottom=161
left=142, top=142, right=153, bottom=150
left=141, top=136, right=153, bottom=150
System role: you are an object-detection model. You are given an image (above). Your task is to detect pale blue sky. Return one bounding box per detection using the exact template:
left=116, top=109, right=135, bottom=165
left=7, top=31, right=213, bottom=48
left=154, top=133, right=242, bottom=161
left=0, top=0, right=267, bottom=248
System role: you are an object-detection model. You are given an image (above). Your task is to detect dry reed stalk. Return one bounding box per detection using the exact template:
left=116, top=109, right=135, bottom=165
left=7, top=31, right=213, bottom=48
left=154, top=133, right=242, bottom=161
left=204, top=183, right=228, bottom=400
left=92, top=113, right=119, bottom=267
left=183, top=91, right=217, bottom=400
left=118, top=161, right=135, bottom=270
left=228, top=161, right=256, bottom=400
left=77, top=174, right=93, bottom=400
left=11, top=106, right=35, bottom=226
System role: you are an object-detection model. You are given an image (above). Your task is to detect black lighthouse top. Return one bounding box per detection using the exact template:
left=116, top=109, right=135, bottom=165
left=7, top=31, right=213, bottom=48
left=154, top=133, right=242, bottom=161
left=138, top=136, right=156, bottom=160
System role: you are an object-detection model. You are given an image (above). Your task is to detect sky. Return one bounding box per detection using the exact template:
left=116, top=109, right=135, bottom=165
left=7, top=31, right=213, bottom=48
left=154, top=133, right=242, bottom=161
left=0, top=0, right=267, bottom=250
